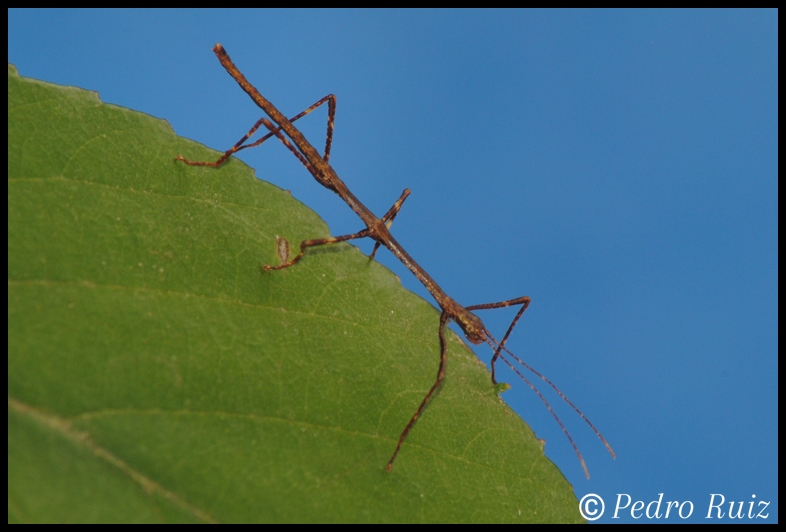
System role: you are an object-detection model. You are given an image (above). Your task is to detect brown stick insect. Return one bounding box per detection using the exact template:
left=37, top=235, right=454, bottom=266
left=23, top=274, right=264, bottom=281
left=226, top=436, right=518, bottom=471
left=176, top=44, right=615, bottom=478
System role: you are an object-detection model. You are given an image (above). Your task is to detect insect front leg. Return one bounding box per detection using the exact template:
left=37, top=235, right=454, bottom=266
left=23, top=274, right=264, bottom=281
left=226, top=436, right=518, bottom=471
left=386, top=311, right=450, bottom=471
left=465, top=296, right=531, bottom=384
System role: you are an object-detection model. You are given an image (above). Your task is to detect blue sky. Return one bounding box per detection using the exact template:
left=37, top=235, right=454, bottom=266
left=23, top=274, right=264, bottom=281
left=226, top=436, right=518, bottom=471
left=9, top=9, right=777, bottom=523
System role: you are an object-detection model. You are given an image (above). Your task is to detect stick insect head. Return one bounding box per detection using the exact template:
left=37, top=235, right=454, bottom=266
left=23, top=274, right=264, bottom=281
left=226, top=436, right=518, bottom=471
left=454, top=308, right=487, bottom=345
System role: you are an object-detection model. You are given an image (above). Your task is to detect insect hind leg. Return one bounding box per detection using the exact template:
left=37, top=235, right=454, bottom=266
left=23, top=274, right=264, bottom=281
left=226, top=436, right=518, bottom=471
left=466, top=296, right=531, bottom=384
left=176, top=94, right=336, bottom=167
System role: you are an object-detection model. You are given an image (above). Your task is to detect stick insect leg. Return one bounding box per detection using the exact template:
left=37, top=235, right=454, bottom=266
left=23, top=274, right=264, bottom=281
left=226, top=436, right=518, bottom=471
left=176, top=94, right=336, bottom=167
left=264, top=228, right=372, bottom=272
left=386, top=311, right=450, bottom=472
left=466, top=296, right=531, bottom=384
left=255, top=118, right=338, bottom=192
left=370, top=188, right=411, bottom=260
left=268, top=186, right=410, bottom=268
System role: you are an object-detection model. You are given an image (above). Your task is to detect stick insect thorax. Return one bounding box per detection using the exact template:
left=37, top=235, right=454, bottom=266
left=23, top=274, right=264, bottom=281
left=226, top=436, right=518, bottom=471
left=177, top=44, right=615, bottom=479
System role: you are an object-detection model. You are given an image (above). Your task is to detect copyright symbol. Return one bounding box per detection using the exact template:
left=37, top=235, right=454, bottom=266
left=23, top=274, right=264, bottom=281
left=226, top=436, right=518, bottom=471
left=579, top=493, right=605, bottom=520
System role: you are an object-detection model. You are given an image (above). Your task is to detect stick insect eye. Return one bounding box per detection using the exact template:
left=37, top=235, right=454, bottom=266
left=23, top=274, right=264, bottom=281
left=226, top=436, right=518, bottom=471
left=457, top=313, right=486, bottom=344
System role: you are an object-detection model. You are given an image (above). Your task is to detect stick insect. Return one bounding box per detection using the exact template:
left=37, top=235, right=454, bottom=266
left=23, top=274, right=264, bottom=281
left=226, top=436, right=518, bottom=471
left=176, top=44, right=615, bottom=478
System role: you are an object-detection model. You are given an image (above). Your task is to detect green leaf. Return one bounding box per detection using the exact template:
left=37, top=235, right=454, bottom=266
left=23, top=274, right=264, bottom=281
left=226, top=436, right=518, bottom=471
left=8, top=64, right=583, bottom=523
